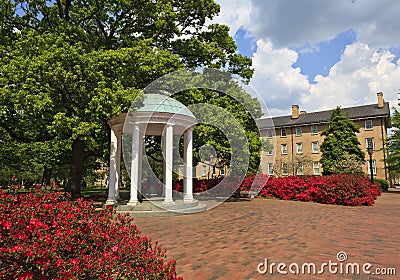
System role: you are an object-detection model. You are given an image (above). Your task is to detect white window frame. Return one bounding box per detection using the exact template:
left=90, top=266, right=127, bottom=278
left=282, top=163, right=288, bottom=176
left=266, top=129, right=273, bottom=138
left=311, top=125, right=318, bottom=135
left=367, top=160, right=377, bottom=175
left=296, top=162, right=304, bottom=175
left=365, top=120, right=373, bottom=130
left=267, top=163, right=274, bottom=175
left=295, top=127, right=302, bottom=136
left=281, top=144, right=288, bottom=155
left=366, top=138, right=375, bottom=150
left=296, top=142, right=303, bottom=154
left=312, top=141, right=319, bottom=153
left=267, top=146, right=274, bottom=156
left=313, top=162, right=320, bottom=175
left=219, top=167, right=225, bottom=176
left=281, top=128, right=287, bottom=137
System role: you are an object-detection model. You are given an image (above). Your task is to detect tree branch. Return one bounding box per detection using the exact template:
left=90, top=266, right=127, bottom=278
left=56, top=0, right=64, bottom=19
left=0, top=121, right=53, bottom=143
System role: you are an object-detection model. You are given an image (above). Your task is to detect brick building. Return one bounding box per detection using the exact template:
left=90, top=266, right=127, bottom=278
left=257, top=92, right=391, bottom=179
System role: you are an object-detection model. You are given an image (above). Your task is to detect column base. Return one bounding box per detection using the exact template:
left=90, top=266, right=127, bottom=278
left=105, top=199, right=117, bottom=206
left=127, top=201, right=138, bottom=206
left=162, top=200, right=175, bottom=205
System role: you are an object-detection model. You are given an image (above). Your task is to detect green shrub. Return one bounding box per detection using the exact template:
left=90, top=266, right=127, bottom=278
left=375, top=178, right=389, bottom=191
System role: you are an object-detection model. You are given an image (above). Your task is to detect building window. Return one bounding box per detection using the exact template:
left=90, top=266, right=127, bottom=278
left=266, top=130, right=273, bottom=138
left=365, top=120, right=373, bottom=130
left=296, top=162, right=304, bottom=175
left=267, top=163, right=274, bottom=175
left=281, top=144, right=288, bottom=155
left=212, top=166, right=216, bottom=176
left=313, top=162, right=320, bottom=175
left=366, top=138, right=375, bottom=150
left=281, top=129, right=287, bottom=137
left=296, top=143, right=303, bottom=154
left=267, top=146, right=274, bottom=156
left=282, top=163, right=288, bottom=176
left=367, top=160, right=377, bottom=175
left=219, top=167, right=225, bottom=176
left=312, top=141, right=319, bottom=153
left=202, top=165, right=207, bottom=176
left=311, top=125, right=318, bottom=135
left=295, top=127, right=302, bottom=136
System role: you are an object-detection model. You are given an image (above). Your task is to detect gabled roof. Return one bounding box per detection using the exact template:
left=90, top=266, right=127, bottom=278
left=257, top=102, right=390, bottom=129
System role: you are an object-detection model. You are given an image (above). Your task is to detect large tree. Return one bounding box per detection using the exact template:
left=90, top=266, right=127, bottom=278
left=320, top=107, right=365, bottom=175
left=0, top=0, right=255, bottom=195
left=387, top=108, right=400, bottom=178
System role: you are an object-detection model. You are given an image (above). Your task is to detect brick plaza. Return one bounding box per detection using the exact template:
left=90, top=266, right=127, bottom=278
left=134, top=191, right=400, bottom=279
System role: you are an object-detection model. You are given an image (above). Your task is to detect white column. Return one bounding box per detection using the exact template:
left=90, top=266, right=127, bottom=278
left=163, top=123, right=175, bottom=204
left=128, top=123, right=140, bottom=206
left=184, top=128, right=195, bottom=201
left=115, top=126, right=122, bottom=200
left=137, top=128, right=144, bottom=199
left=105, top=126, right=117, bottom=205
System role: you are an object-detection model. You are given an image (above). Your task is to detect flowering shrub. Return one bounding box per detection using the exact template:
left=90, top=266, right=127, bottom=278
left=0, top=189, right=182, bottom=280
left=255, top=174, right=381, bottom=206
left=171, top=174, right=381, bottom=206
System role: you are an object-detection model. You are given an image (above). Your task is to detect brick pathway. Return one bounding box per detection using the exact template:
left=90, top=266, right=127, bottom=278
left=133, top=191, right=400, bottom=280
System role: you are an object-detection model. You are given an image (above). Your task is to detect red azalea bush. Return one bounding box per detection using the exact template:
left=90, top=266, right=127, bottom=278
left=172, top=173, right=381, bottom=206
left=0, top=189, right=182, bottom=280
left=256, top=174, right=381, bottom=206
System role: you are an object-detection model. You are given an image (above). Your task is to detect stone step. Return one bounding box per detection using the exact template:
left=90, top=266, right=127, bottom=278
left=115, top=199, right=199, bottom=211
left=115, top=202, right=207, bottom=217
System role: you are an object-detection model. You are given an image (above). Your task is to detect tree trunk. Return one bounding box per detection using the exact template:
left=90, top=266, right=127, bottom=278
left=68, top=139, right=86, bottom=196
left=42, top=167, right=52, bottom=186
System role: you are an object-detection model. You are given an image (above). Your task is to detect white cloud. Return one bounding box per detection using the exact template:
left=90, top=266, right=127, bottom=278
left=303, top=42, right=400, bottom=112
left=251, top=41, right=400, bottom=116
left=213, top=0, right=400, bottom=116
left=250, top=40, right=310, bottom=115
left=209, top=0, right=253, bottom=35
left=230, top=0, right=400, bottom=49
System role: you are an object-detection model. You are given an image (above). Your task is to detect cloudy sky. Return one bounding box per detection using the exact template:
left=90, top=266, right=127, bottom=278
left=212, top=0, right=400, bottom=117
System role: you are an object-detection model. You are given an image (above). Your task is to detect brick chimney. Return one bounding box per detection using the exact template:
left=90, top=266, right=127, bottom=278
left=292, top=105, right=299, bottom=119
left=377, top=92, right=384, bottom=108
left=300, top=110, right=307, bottom=115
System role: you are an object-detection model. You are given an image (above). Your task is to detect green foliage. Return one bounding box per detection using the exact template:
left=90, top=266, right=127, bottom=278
left=0, top=0, right=254, bottom=194
left=331, top=152, right=364, bottom=175
left=320, top=107, right=365, bottom=175
left=374, top=178, right=389, bottom=191
left=387, top=108, right=400, bottom=177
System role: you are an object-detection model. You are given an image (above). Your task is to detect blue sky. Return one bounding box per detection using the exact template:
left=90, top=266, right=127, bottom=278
left=214, top=0, right=400, bottom=116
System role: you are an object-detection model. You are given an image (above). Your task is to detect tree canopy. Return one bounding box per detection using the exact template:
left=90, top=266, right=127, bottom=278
left=320, top=107, right=365, bottom=175
left=387, top=108, right=400, bottom=177
left=0, top=0, right=256, bottom=194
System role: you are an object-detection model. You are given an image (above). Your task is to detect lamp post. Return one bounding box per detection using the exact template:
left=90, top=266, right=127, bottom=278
left=367, top=145, right=374, bottom=184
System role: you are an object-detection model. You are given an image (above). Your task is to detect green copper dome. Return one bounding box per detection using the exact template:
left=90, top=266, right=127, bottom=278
left=136, top=94, right=195, bottom=118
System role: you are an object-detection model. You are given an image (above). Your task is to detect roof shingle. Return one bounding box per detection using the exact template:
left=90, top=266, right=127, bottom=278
left=257, top=102, right=390, bottom=129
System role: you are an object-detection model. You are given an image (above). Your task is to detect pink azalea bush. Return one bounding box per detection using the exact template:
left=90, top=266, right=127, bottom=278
left=0, top=188, right=182, bottom=280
